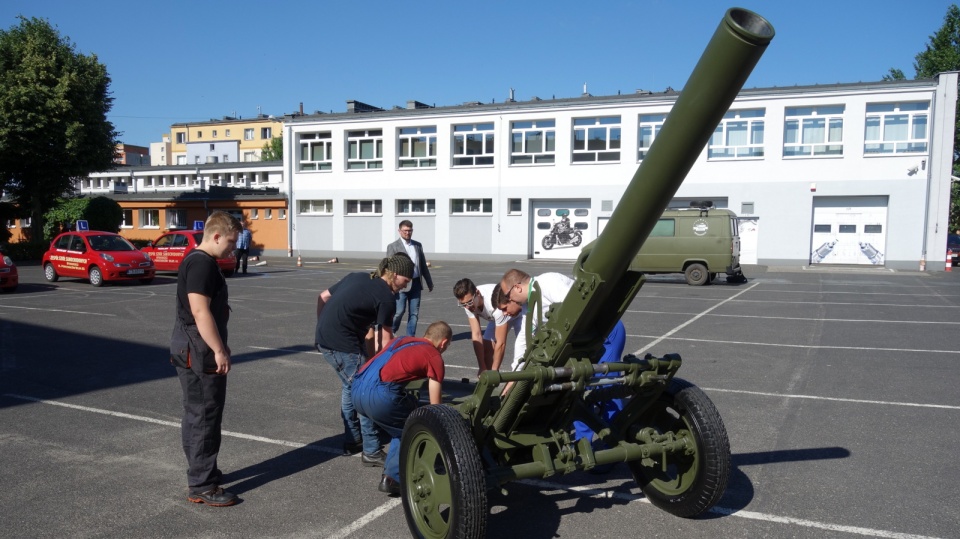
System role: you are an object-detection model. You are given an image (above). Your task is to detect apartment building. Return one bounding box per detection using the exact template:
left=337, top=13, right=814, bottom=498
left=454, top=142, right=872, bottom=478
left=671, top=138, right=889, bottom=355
left=169, top=116, right=283, bottom=165
left=78, top=161, right=288, bottom=254
left=283, top=74, right=957, bottom=270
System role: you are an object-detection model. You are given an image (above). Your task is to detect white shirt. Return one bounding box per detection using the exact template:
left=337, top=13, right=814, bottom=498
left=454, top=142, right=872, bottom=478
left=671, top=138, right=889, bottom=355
left=463, top=283, right=513, bottom=326
left=511, top=272, right=574, bottom=370
left=402, top=239, right=420, bottom=279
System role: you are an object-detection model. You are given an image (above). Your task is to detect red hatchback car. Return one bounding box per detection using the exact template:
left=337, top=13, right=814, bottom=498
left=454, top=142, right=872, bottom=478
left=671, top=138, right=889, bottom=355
left=141, top=230, right=235, bottom=276
left=42, top=231, right=155, bottom=286
left=0, top=250, right=17, bottom=293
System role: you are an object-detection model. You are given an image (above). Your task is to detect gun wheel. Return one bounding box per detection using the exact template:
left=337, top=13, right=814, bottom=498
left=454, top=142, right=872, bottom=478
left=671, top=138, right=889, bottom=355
left=628, top=377, right=730, bottom=518
left=400, top=405, right=487, bottom=539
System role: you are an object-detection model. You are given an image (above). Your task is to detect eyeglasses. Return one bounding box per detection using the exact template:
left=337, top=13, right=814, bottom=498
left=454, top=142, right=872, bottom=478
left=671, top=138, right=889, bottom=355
left=400, top=228, right=413, bottom=233
left=457, top=293, right=480, bottom=309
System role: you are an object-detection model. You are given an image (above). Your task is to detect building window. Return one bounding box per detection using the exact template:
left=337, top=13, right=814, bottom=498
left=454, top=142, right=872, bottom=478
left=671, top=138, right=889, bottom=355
left=864, top=102, right=929, bottom=154
left=708, top=109, right=765, bottom=159
left=508, top=198, right=522, bottom=215
left=261, top=127, right=272, bottom=139
left=784, top=106, right=844, bottom=157
left=244, top=128, right=254, bottom=140
left=279, top=209, right=286, bottom=219
left=167, top=209, right=187, bottom=229
left=265, top=209, right=273, bottom=219
left=176, top=155, right=186, bottom=165
left=346, top=199, right=383, bottom=215
left=347, top=129, right=383, bottom=170
left=298, top=200, right=334, bottom=214
left=22, top=216, right=31, bottom=228
left=243, top=151, right=256, bottom=162
left=197, top=131, right=203, bottom=139
left=573, top=116, right=621, bottom=162
left=212, top=130, right=218, bottom=138
left=398, top=126, right=437, bottom=168
left=638, top=113, right=667, bottom=161
left=176, top=132, right=185, bottom=144
left=140, top=209, right=160, bottom=228
left=397, top=199, right=436, bottom=214
left=5, top=219, right=14, bottom=228
left=120, top=210, right=133, bottom=228
left=741, top=202, right=755, bottom=215
left=451, top=198, right=492, bottom=214
left=251, top=209, right=259, bottom=219
left=453, top=123, right=495, bottom=166
left=510, top=120, right=555, bottom=165
left=299, top=132, right=333, bottom=171
left=225, top=129, right=231, bottom=137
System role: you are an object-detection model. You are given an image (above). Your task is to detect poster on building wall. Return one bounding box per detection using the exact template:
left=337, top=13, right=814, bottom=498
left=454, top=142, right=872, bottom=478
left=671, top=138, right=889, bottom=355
left=738, top=218, right=758, bottom=265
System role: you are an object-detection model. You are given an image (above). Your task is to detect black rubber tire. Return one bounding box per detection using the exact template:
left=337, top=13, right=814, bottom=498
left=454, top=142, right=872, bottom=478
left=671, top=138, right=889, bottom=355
left=401, top=405, right=487, bottom=539
left=541, top=235, right=555, bottom=250
left=89, top=266, right=104, bottom=287
left=684, top=263, right=709, bottom=286
left=628, top=378, right=730, bottom=518
left=44, top=263, right=59, bottom=283
left=571, top=231, right=583, bottom=247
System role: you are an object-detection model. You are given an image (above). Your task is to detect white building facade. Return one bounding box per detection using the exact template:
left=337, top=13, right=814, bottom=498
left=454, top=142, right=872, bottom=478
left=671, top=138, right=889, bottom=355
left=283, top=73, right=957, bottom=270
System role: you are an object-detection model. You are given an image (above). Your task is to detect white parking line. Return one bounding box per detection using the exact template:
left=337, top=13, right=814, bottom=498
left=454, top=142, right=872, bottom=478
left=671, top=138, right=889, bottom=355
left=2, top=392, right=944, bottom=539
left=634, top=282, right=760, bottom=355
left=0, top=304, right=115, bottom=316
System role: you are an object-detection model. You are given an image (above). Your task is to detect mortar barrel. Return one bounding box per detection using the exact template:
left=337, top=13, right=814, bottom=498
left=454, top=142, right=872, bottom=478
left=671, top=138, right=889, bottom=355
left=581, top=8, right=774, bottom=281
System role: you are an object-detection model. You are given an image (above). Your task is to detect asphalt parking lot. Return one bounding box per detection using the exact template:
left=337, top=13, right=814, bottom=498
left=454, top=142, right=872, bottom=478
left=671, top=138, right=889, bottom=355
left=1, top=257, right=959, bottom=539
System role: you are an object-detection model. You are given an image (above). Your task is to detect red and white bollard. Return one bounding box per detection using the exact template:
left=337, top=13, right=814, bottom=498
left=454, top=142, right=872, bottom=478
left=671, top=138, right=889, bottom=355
left=297, top=255, right=302, bottom=267
left=947, top=249, right=954, bottom=272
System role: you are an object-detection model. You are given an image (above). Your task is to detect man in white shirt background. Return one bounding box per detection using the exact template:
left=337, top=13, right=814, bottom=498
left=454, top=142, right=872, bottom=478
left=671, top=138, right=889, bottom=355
left=386, top=220, right=434, bottom=336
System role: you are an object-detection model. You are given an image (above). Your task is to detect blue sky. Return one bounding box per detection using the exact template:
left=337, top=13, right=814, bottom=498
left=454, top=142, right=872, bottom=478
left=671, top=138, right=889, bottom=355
left=1, top=0, right=955, bottom=147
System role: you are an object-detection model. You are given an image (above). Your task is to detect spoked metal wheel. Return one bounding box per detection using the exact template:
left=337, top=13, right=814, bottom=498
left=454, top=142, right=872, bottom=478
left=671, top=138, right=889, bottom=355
left=541, top=235, right=555, bottom=250
left=628, top=377, right=730, bottom=518
left=400, top=405, right=486, bottom=539
left=89, top=266, right=104, bottom=287
left=44, top=263, right=59, bottom=282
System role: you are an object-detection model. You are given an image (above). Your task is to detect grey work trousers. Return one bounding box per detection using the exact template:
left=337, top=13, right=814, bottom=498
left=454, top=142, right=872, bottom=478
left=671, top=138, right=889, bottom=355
left=176, top=363, right=227, bottom=494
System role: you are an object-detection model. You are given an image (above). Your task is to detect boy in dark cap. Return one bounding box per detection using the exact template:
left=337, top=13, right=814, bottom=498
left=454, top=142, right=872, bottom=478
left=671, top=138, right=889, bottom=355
left=315, top=254, right=414, bottom=465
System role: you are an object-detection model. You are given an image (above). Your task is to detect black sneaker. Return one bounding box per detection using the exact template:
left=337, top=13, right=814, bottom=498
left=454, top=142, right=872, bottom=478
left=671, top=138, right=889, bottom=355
left=342, top=440, right=363, bottom=456
left=187, top=486, right=238, bottom=507
left=361, top=449, right=386, bottom=467
left=378, top=474, right=400, bottom=496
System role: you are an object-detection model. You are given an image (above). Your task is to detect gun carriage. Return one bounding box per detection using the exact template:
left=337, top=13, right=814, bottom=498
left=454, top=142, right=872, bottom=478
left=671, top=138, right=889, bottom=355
left=399, top=8, right=775, bottom=538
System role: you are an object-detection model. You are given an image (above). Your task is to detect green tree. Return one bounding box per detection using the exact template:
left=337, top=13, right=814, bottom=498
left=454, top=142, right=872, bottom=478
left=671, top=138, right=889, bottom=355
left=261, top=135, right=283, bottom=161
left=41, top=196, right=122, bottom=239
left=0, top=16, right=118, bottom=243
left=886, top=5, right=960, bottom=231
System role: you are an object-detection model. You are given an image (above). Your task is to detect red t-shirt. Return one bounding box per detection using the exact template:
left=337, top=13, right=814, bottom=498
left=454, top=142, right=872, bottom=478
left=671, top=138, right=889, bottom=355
left=377, top=337, right=445, bottom=383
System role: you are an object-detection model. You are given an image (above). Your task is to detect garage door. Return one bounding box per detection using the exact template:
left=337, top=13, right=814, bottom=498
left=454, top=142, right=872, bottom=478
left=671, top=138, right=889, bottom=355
left=810, top=196, right=888, bottom=265
left=532, top=200, right=591, bottom=260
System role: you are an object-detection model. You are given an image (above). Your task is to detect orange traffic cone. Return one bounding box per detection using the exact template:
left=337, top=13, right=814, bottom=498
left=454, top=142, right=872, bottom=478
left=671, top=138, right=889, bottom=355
left=947, top=250, right=953, bottom=272
left=297, top=255, right=302, bottom=267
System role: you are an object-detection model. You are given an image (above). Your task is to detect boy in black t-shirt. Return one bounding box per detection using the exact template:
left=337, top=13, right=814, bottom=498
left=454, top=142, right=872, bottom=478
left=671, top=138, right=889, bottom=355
left=170, top=211, right=241, bottom=507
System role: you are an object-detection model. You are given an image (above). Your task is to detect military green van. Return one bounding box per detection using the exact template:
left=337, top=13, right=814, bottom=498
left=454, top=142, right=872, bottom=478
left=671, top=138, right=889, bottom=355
left=629, top=206, right=746, bottom=285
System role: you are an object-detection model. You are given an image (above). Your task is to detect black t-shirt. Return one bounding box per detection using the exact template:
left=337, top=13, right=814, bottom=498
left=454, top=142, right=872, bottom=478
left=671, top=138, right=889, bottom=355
left=176, top=250, right=229, bottom=343
left=315, top=272, right=396, bottom=354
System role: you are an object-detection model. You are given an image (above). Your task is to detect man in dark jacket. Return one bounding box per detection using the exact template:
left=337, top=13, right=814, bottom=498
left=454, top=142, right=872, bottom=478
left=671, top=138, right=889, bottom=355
left=386, top=220, right=433, bottom=336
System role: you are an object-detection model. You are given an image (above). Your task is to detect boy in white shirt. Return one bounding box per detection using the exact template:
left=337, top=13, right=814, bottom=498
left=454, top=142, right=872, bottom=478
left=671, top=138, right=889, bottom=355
left=453, top=278, right=521, bottom=375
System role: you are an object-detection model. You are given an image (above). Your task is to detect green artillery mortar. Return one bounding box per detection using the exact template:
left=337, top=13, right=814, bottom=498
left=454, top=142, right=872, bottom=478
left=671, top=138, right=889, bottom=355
left=399, top=8, right=775, bottom=538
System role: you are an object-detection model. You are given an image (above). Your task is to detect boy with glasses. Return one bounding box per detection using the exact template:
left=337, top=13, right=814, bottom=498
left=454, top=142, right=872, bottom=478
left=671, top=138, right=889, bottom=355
left=453, top=278, right=521, bottom=375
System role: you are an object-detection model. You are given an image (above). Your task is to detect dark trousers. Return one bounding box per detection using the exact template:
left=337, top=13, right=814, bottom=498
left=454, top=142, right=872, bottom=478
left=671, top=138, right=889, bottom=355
left=176, top=362, right=227, bottom=494
left=235, top=248, right=249, bottom=273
